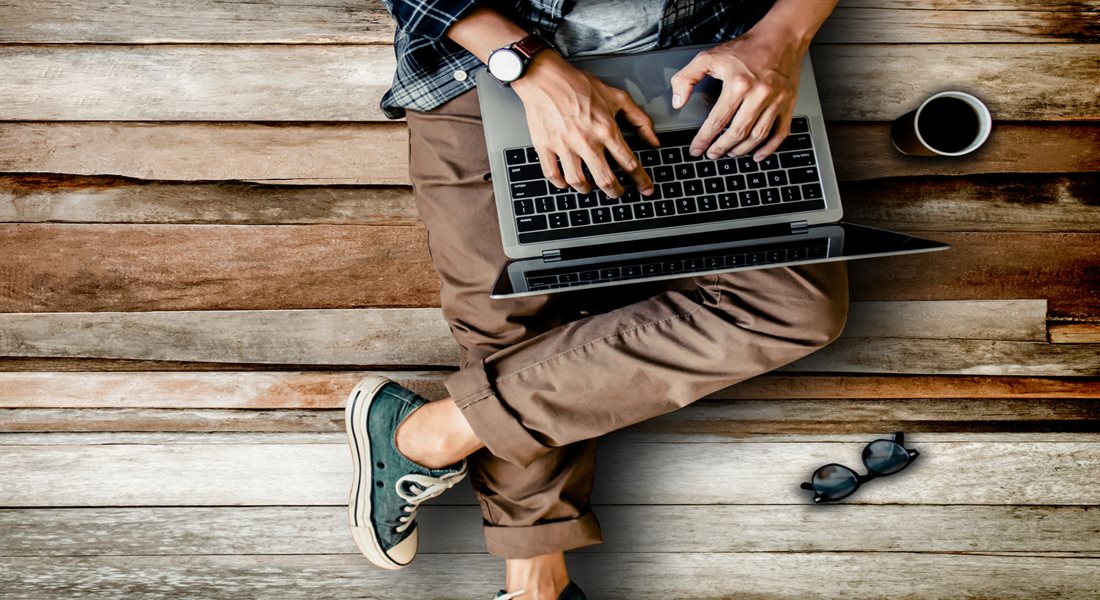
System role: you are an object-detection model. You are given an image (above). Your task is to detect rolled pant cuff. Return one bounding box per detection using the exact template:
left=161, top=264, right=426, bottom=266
left=483, top=512, right=603, bottom=559
left=445, top=361, right=547, bottom=468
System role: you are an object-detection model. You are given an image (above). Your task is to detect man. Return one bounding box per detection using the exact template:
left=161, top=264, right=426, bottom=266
left=347, top=1, right=845, bottom=598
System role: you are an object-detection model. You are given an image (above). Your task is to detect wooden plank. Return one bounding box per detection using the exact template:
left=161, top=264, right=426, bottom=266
left=3, top=372, right=1095, bottom=409
left=4, top=505, right=1098, bottom=556
left=4, top=395, right=1098, bottom=433
left=2, top=438, right=1098, bottom=506
left=0, top=224, right=440, bottom=311
left=1050, top=323, right=1100, bottom=344
left=2, top=2, right=1095, bottom=44
left=0, top=45, right=1095, bottom=121
left=5, top=173, right=1097, bottom=232
left=1, top=553, right=1097, bottom=600
left=1, top=123, right=1095, bottom=185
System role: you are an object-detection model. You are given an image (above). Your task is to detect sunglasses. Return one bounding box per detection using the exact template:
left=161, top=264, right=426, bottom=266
left=801, top=432, right=920, bottom=503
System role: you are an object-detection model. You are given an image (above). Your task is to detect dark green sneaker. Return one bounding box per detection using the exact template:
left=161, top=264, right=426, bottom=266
left=495, top=581, right=587, bottom=600
left=346, top=375, right=467, bottom=569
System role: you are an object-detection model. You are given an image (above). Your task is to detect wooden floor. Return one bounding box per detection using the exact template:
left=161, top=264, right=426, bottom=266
left=1, top=1, right=1098, bottom=598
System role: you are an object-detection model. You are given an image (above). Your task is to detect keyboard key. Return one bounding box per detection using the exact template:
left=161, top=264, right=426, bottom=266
left=634, top=202, right=655, bottom=218
left=682, top=147, right=704, bottom=162
left=556, top=194, right=577, bottom=211
left=727, top=254, right=746, bottom=267
left=759, top=155, right=781, bottom=171
left=613, top=205, right=634, bottom=221
left=739, top=190, right=761, bottom=206
left=698, top=195, right=718, bottom=211
left=685, top=258, right=703, bottom=270
left=704, top=177, right=725, bottom=193
left=801, top=183, right=824, bottom=200
left=660, top=147, right=682, bottom=164
left=768, top=250, right=785, bottom=262
left=655, top=200, right=676, bottom=216
left=592, top=207, right=613, bottom=223
left=737, top=157, right=759, bottom=172
left=704, top=256, right=722, bottom=269
left=536, top=197, right=555, bottom=213
left=767, top=171, right=789, bottom=187
left=780, top=151, right=816, bottom=168
left=676, top=198, right=697, bottom=214
left=505, top=148, right=527, bottom=165
left=684, top=179, right=704, bottom=196
left=717, top=158, right=737, bottom=175
left=511, top=180, right=547, bottom=199
left=761, top=188, right=781, bottom=204
left=640, top=150, right=660, bottom=167
left=661, top=182, right=684, bottom=198
left=643, top=263, right=661, bottom=275
left=653, top=165, right=675, bottom=182
left=788, top=248, right=805, bottom=260
left=580, top=270, right=600, bottom=281
left=549, top=213, right=570, bottom=228
left=725, top=175, right=747, bottom=191
left=790, top=116, right=809, bottom=134
left=577, top=192, right=599, bottom=208
left=748, top=251, right=766, bottom=265
left=674, top=164, right=696, bottom=179
left=663, top=260, right=683, bottom=273
left=516, top=215, right=548, bottom=232
left=622, top=265, right=642, bottom=277
left=746, top=173, right=768, bottom=189
left=599, top=191, right=619, bottom=206
left=696, top=162, right=717, bottom=177
left=718, top=193, right=738, bottom=209
left=569, top=209, right=591, bottom=226
left=777, top=133, right=813, bottom=152
left=513, top=199, right=534, bottom=216
left=526, top=147, right=539, bottom=163
left=559, top=272, right=580, bottom=283
left=621, top=188, right=641, bottom=203
left=601, top=268, right=621, bottom=279
left=781, top=186, right=802, bottom=202
left=528, top=275, right=557, bottom=287
left=548, top=182, right=569, bottom=195
left=788, top=167, right=819, bottom=184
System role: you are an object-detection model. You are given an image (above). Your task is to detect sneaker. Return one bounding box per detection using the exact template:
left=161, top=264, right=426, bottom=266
left=496, top=581, right=587, bottom=600
left=345, top=375, right=467, bottom=569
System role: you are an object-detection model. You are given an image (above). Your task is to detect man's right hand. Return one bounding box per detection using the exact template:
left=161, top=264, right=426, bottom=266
left=511, top=52, right=659, bottom=198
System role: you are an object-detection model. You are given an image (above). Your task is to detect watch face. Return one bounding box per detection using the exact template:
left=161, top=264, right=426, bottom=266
left=488, top=49, right=524, bottom=82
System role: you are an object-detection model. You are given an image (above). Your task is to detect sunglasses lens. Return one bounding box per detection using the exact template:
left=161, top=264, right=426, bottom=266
left=813, top=464, right=859, bottom=501
left=863, top=440, right=910, bottom=475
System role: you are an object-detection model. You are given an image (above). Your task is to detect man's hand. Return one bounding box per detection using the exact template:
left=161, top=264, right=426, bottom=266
left=512, top=52, right=659, bottom=198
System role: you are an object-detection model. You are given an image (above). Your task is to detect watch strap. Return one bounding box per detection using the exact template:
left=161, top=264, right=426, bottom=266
left=511, top=33, right=553, bottom=60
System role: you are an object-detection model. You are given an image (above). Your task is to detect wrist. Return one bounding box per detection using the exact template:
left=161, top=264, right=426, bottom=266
left=510, top=51, right=574, bottom=97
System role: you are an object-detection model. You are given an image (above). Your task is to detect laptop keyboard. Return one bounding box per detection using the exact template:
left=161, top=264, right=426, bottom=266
left=505, top=116, right=826, bottom=245
left=523, top=237, right=830, bottom=292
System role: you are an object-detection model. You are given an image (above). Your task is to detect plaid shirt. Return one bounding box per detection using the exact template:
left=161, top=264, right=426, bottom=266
left=378, top=0, right=777, bottom=119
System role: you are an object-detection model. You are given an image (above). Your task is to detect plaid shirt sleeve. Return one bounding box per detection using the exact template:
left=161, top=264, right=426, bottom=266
left=378, top=0, right=482, bottom=40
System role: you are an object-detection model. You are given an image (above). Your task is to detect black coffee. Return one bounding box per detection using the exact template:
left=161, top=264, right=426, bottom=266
left=917, top=97, right=981, bottom=153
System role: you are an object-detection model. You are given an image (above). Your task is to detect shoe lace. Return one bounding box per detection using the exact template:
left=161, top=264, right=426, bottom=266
left=497, top=590, right=526, bottom=600
left=393, top=463, right=467, bottom=533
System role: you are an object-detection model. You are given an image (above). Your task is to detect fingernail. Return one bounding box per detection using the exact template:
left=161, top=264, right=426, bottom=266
left=707, top=150, right=720, bottom=159
left=689, top=147, right=702, bottom=157
left=671, top=94, right=682, bottom=109
left=641, top=187, right=654, bottom=196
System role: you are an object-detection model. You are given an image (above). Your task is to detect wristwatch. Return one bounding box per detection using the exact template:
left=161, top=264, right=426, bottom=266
left=487, top=33, right=554, bottom=85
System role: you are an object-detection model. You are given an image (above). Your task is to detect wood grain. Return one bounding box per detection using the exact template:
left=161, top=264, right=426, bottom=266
left=2, top=122, right=1096, bottom=185
left=3, top=372, right=1096, bottom=409
left=1049, top=323, right=1100, bottom=344
left=2, top=438, right=1098, bottom=505
left=1, top=1, right=1095, bottom=44
left=4, top=173, right=1097, bottom=232
left=1, top=553, right=1097, bottom=600
left=3, top=505, right=1097, bottom=556
left=0, top=45, right=1096, bottom=121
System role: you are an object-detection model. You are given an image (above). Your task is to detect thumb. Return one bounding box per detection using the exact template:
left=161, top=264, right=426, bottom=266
left=669, top=53, right=711, bottom=109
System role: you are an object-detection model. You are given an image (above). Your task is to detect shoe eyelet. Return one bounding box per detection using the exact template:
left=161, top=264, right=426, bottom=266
left=376, top=461, right=385, bottom=469
left=375, top=481, right=384, bottom=488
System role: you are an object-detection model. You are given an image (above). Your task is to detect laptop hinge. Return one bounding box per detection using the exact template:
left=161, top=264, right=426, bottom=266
left=791, top=220, right=810, bottom=232
left=542, top=249, right=562, bottom=263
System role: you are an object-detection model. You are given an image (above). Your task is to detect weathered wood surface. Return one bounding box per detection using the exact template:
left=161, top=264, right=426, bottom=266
left=3, top=225, right=1096, bottom=316
left=0, top=45, right=1096, bottom=121
left=1, top=553, right=1097, bottom=600
left=1, top=1, right=1096, bottom=44
left=4, top=173, right=1097, bottom=232
left=1, top=123, right=1095, bottom=185
left=5, top=395, right=1098, bottom=433
left=4, top=505, right=1098, bottom=556
left=2, top=438, right=1098, bottom=505
left=2, top=372, right=1096, bottom=409
left=1050, top=323, right=1100, bottom=344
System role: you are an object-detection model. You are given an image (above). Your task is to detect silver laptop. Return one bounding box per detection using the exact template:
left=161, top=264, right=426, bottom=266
left=477, top=44, right=949, bottom=298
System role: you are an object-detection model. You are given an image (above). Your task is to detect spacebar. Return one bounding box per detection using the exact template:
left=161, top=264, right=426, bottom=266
left=517, top=200, right=826, bottom=244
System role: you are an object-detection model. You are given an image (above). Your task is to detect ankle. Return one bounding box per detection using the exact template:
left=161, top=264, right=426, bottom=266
left=394, top=399, right=481, bottom=469
left=505, top=553, right=570, bottom=600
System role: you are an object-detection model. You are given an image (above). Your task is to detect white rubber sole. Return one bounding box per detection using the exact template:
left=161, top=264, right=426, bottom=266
left=345, top=375, right=415, bottom=570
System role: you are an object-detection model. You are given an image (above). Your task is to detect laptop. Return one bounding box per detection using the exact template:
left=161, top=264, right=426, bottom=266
left=476, top=44, right=949, bottom=298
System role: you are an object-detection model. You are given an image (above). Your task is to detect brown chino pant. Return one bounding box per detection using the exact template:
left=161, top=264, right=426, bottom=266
left=406, top=89, right=849, bottom=559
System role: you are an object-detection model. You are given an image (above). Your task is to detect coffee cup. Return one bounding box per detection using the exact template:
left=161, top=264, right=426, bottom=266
left=891, top=91, right=992, bottom=157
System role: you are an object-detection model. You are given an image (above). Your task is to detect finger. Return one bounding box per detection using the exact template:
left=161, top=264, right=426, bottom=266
left=559, top=151, right=590, bottom=194
left=730, top=102, right=782, bottom=158
left=536, top=146, right=568, bottom=190
left=708, top=87, right=771, bottom=157
left=605, top=132, right=654, bottom=195
left=689, top=84, right=744, bottom=158
left=617, top=92, right=660, bottom=148
left=580, top=145, right=625, bottom=198
left=669, top=52, right=711, bottom=110
left=753, top=108, right=794, bottom=161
